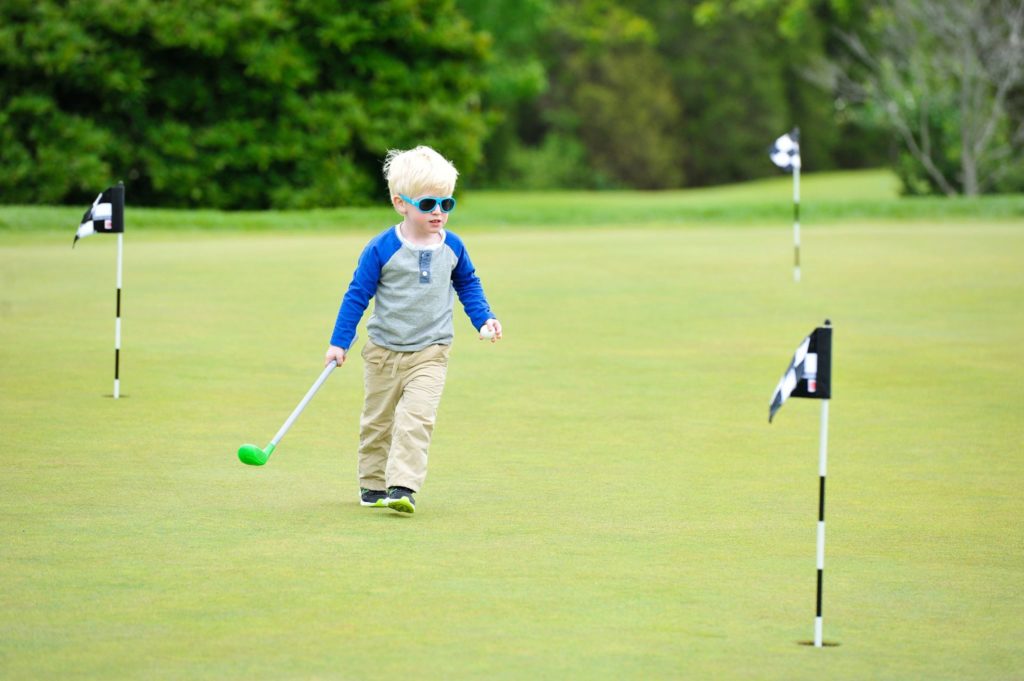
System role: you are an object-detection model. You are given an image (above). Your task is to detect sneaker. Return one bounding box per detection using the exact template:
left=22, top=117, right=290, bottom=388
left=360, top=488, right=387, bottom=507
left=386, top=486, right=416, bottom=514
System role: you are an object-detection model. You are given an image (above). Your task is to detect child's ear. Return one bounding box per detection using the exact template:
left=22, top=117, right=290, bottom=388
left=391, top=195, right=406, bottom=214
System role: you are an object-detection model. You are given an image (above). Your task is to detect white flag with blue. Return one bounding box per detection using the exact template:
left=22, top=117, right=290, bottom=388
left=769, top=129, right=801, bottom=172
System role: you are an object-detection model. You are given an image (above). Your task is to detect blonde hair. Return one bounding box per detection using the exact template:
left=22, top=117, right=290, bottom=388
left=383, top=146, right=459, bottom=198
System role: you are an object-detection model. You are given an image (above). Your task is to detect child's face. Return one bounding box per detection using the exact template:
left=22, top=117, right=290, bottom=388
left=393, top=188, right=454, bottom=237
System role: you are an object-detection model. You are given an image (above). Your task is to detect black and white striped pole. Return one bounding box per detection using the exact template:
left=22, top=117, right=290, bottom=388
left=73, top=182, right=125, bottom=398
left=792, top=154, right=801, bottom=283
left=769, top=319, right=834, bottom=646
left=114, top=228, right=123, bottom=399
left=769, top=128, right=802, bottom=282
left=814, top=390, right=829, bottom=646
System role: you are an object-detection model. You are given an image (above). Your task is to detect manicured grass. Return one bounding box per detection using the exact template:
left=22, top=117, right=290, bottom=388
left=1, top=193, right=1022, bottom=678
left=2, top=170, right=1022, bottom=238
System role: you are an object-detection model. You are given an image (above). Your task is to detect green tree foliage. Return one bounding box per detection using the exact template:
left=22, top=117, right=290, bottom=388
left=647, top=2, right=792, bottom=185
left=6, top=0, right=1004, bottom=201
left=454, top=0, right=553, bottom=185
left=654, top=0, right=883, bottom=185
left=542, top=0, right=683, bottom=189
left=0, top=0, right=490, bottom=208
left=822, top=0, right=1024, bottom=195
left=460, top=0, right=886, bottom=190
left=462, top=0, right=685, bottom=189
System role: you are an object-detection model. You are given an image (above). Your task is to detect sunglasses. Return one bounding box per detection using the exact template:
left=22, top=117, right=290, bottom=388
left=400, top=193, right=456, bottom=214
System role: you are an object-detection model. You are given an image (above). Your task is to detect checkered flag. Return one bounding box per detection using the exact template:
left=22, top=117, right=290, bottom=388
left=767, top=321, right=836, bottom=646
left=769, top=129, right=801, bottom=172
left=769, top=323, right=832, bottom=422
left=74, top=183, right=124, bottom=248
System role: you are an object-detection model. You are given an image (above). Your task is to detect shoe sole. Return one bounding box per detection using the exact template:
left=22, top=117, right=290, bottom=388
left=387, top=497, right=415, bottom=514
left=360, top=499, right=387, bottom=507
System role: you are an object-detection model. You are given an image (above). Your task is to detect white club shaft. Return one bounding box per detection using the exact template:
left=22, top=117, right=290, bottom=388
left=270, top=361, right=337, bottom=446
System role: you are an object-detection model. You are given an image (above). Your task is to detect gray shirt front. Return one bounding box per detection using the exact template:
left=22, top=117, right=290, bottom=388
left=330, top=226, right=494, bottom=352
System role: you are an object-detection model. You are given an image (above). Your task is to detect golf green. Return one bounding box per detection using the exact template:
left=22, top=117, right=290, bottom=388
left=1, top=215, right=1021, bottom=679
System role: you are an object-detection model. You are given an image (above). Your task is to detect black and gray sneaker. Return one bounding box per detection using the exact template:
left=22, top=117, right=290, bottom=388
left=386, top=486, right=416, bottom=514
left=360, top=488, right=387, bottom=507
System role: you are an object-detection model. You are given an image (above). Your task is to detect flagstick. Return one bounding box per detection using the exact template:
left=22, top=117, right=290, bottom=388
left=814, top=397, right=829, bottom=646
left=793, top=163, right=801, bottom=283
left=114, top=232, right=123, bottom=399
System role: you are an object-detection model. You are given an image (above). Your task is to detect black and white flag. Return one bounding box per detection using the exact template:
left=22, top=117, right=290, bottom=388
left=769, top=323, right=832, bottom=422
left=769, top=129, right=801, bottom=172
left=74, top=183, right=124, bottom=247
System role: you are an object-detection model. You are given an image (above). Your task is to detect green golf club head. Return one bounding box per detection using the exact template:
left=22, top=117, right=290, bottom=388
left=238, top=442, right=275, bottom=466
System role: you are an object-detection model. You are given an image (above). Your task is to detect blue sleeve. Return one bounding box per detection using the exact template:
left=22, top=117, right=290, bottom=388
left=330, top=233, right=389, bottom=349
left=448, top=234, right=494, bottom=330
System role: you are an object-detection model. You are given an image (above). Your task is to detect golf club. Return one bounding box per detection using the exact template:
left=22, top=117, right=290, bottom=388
left=238, top=359, right=337, bottom=466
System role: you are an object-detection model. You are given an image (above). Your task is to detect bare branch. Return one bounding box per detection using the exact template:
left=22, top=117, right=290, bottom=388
left=822, top=0, right=1024, bottom=195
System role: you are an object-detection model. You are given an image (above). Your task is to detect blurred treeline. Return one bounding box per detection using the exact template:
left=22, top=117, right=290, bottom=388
left=460, top=0, right=886, bottom=191
left=0, top=0, right=1017, bottom=208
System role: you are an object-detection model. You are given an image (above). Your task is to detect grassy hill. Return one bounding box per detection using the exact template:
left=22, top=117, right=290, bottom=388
left=1, top=170, right=1022, bottom=236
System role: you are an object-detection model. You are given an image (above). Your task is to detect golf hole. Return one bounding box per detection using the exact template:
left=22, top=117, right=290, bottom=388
left=797, top=640, right=840, bottom=647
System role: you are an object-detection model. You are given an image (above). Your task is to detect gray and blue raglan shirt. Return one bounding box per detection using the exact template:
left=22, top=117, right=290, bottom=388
left=330, top=226, right=494, bottom=352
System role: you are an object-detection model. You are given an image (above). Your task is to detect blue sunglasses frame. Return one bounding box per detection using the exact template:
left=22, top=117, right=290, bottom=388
left=400, top=193, right=456, bottom=214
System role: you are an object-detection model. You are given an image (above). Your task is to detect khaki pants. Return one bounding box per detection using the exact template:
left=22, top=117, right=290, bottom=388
left=357, top=340, right=450, bottom=492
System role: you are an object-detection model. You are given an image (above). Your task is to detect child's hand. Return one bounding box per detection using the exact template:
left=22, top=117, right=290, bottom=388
left=479, top=319, right=502, bottom=343
left=325, top=345, right=347, bottom=367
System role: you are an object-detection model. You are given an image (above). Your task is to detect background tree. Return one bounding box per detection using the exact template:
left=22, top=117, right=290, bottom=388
left=460, top=0, right=685, bottom=189
left=454, top=0, right=553, bottom=186
left=0, top=0, right=491, bottom=208
left=539, top=0, right=684, bottom=189
left=463, top=0, right=886, bottom=190
left=640, top=1, right=793, bottom=186
left=816, top=0, right=1024, bottom=195
left=660, top=0, right=887, bottom=184
left=4, top=0, right=1017, bottom=204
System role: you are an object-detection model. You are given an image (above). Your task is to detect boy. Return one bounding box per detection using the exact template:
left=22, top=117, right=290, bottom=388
left=325, top=146, right=501, bottom=514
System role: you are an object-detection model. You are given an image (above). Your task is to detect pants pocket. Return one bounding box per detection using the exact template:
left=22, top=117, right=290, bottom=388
left=361, top=340, right=385, bottom=361
left=430, top=344, right=451, bottom=366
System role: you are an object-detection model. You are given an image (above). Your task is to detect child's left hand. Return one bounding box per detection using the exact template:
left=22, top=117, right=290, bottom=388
left=479, top=319, right=502, bottom=343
